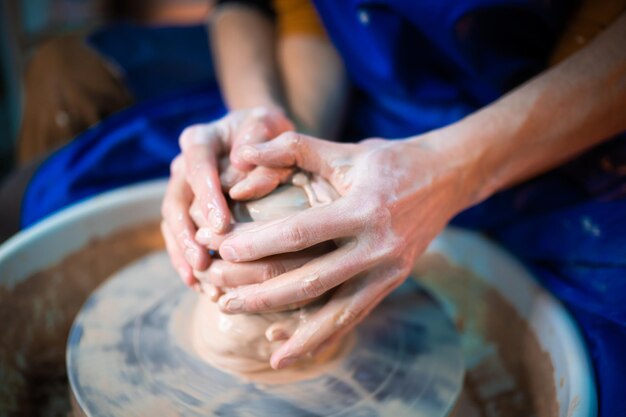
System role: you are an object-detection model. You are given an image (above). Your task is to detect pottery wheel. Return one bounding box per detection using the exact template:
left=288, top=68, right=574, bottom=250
left=67, top=251, right=464, bottom=417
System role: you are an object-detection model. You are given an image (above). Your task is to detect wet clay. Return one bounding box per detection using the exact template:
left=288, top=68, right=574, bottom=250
left=185, top=295, right=353, bottom=383
left=1, top=220, right=559, bottom=416
left=413, top=254, right=558, bottom=417
left=192, top=172, right=340, bottom=374
left=0, top=222, right=163, bottom=416
left=67, top=250, right=462, bottom=417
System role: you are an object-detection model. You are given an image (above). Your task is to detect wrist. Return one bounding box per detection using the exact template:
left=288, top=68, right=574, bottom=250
left=404, top=121, right=492, bottom=213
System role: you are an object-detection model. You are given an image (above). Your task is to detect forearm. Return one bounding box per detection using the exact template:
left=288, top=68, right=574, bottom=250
left=210, top=4, right=284, bottom=111
left=278, top=35, right=348, bottom=139
left=423, top=12, right=626, bottom=208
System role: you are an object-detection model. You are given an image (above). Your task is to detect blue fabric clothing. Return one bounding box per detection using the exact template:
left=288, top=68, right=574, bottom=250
left=313, top=0, right=574, bottom=139
left=21, top=86, right=226, bottom=228
left=454, top=135, right=626, bottom=417
left=22, top=23, right=223, bottom=227
left=87, top=23, right=215, bottom=101
left=20, top=5, right=626, bottom=416
left=309, top=1, right=624, bottom=415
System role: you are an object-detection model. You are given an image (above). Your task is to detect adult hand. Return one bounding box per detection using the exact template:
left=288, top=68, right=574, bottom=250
left=191, top=197, right=336, bottom=301
left=161, top=107, right=294, bottom=287
left=213, top=131, right=473, bottom=368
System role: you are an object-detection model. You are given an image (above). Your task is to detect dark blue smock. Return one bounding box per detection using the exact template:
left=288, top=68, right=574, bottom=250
left=311, top=2, right=626, bottom=415
left=21, top=3, right=626, bottom=415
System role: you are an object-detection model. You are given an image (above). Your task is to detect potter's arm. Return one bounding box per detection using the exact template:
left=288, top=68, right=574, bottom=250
left=211, top=3, right=283, bottom=111
left=211, top=0, right=348, bottom=138
left=431, top=11, right=626, bottom=207
left=211, top=12, right=626, bottom=369
left=275, top=16, right=348, bottom=139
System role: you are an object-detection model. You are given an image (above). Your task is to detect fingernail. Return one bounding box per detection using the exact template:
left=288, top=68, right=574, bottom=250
left=196, top=228, right=212, bottom=244
left=220, top=295, right=243, bottom=312
left=220, top=170, right=239, bottom=187
left=229, top=179, right=251, bottom=197
left=192, top=282, right=202, bottom=293
left=277, top=356, right=296, bottom=369
left=220, top=245, right=239, bottom=261
left=185, top=248, right=199, bottom=268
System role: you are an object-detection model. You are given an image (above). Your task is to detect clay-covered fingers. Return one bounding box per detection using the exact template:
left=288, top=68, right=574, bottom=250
left=230, top=108, right=295, bottom=171
left=269, top=264, right=408, bottom=369
left=189, top=199, right=207, bottom=229
left=237, top=131, right=354, bottom=181
left=161, top=156, right=211, bottom=284
left=219, top=156, right=245, bottom=191
left=217, top=241, right=374, bottom=314
left=179, top=124, right=231, bottom=233
left=228, top=109, right=295, bottom=199
left=218, top=199, right=358, bottom=262
left=194, top=242, right=333, bottom=288
left=229, top=166, right=293, bottom=200
left=195, top=221, right=254, bottom=251
left=198, top=281, right=223, bottom=302
left=161, top=221, right=197, bottom=289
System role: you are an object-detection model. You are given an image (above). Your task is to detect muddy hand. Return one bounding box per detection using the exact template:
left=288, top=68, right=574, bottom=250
left=213, top=131, right=472, bottom=368
left=161, top=107, right=293, bottom=287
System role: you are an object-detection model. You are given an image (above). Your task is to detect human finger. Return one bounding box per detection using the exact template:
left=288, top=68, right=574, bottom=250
left=230, top=108, right=294, bottom=171
left=237, top=131, right=353, bottom=179
left=161, top=157, right=210, bottom=272
left=179, top=124, right=231, bottom=233
left=229, top=166, right=293, bottom=200
left=265, top=318, right=299, bottom=342
left=270, top=264, right=407, bottom=369
left=218, top=199, right=358, bottom=262
left=161, top=221, right=198, bottom=289
left=196, top=280, right=223, bottom=301
left=195, top=222, right=254, bottom=251
left=220, top=164, right=246, bottom=190
left=189, top=199, right=206, bottom=229
left=217, top=240, right=372, bottom=314
left=194, top=242, right=332, bottom=288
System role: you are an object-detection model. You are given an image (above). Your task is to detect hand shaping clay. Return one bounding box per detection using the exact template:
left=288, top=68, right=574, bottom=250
left=191, top=172, right=340, bottom=376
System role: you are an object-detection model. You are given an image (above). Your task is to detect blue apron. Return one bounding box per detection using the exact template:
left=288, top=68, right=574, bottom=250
left=312, top=1, right=626, bottom=416
left=22, top=6, right=626, bottom=416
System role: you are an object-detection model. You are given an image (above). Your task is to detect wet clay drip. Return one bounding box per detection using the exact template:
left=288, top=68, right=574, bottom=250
left=413, top=254, right=558, bottom=417
left=191, top=172, right=341, bottom=375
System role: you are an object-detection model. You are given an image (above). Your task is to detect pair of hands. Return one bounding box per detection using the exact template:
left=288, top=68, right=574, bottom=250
left=162, top=107, right=467, bottom=369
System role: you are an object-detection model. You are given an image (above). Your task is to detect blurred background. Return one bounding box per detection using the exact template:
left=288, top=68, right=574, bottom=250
left=0, top=0, right=212, bottom=181
left=1, top=0, right=107, bottom=180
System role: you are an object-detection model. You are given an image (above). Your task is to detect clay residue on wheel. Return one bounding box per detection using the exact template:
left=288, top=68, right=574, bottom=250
left=2, top=217, right=560, bottom=417
left=413, top=253, right=558, bottom=417
left=0, top=222, right=163, bottom=416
